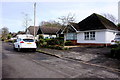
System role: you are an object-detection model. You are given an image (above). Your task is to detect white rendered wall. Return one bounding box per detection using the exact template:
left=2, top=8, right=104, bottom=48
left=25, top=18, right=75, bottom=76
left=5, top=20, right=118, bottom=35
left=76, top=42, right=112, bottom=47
left=43, top=34, right=56, bottom=38
left=77, top=31, right=106, bottom=44
left=77, top=30, right=117, bottom=44
left=105, top=31, right=116, bottom=43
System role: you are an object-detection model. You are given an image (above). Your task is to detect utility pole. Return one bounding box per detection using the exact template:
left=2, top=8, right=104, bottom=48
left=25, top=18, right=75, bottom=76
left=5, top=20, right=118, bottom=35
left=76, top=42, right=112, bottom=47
left=34, top=2, right=36, bottom=41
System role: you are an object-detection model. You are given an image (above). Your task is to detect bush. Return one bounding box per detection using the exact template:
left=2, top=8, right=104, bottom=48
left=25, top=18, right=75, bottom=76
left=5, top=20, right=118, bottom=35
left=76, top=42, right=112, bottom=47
left=36, top=39, right=47, bottom=47
left=56, top=37, right=64, bottom=40
left=45, top=38, right=62, bottom=45
left=38, top=34, right=44, bottom=39
left=4, top=39, right=14, bottom=43
left=1, top=38, right=4, bottom=41
left=65, top=41, right=73, bottom=46
left=7, top=34, right=12, bottom=39
left=110, top=45, right=120, bottom=59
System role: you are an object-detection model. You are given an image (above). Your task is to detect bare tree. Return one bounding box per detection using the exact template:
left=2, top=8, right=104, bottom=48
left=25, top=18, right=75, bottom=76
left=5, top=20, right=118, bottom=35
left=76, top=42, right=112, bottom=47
left=22, top=13, right=32, bottom=33
left=39, top=20, right=62, bottom=28
left=58, top=13, right=76, bottom=26
left=1, top=27, right=9, bottom=39
left=101, top=13, right=117, bottom=24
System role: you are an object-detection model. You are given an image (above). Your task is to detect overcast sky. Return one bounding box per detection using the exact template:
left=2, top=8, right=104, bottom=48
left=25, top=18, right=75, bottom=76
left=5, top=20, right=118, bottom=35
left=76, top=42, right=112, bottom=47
left=0, top=0, right=119, bottom=32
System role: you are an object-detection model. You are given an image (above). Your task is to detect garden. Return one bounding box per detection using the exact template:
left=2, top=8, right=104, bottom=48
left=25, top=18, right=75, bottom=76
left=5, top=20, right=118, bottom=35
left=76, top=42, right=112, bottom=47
left=110, top=44, right=120, bottom=59
left=36, top=34, right=74, bottom=50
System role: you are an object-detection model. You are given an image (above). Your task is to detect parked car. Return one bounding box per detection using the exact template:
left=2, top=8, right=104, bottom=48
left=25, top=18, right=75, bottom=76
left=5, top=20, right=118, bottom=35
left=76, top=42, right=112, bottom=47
left=111, top=38, right=120, bottom=45
left=13, top=34, right=37, bottom=52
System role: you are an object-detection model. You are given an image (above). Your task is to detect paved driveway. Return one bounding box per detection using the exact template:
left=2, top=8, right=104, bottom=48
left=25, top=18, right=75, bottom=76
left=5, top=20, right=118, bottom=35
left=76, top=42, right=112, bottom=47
left=39, top=47, right=120, bottom=70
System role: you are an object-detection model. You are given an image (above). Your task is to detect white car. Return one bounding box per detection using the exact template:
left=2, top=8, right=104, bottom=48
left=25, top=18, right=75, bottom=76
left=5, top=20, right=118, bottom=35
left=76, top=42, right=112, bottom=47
left=13, top=34, right=37, bottom=52
left=111, top=38, right=120, bottom=45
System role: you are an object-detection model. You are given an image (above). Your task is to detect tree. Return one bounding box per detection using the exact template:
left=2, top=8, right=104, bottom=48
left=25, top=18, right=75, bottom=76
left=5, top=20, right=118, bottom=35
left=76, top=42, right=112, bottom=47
left=101, top=13, right=117, bottom=24
left=1, top=27, right=9, bottom=39
left=117, top=23, right=120, bottom=27
left=7, top=34, right=12, bottom=39
left=39, top=20, right=62, bottom=28
left=58, top=13, right=76, bottom=26
left=22, top=13, right=32, bottom=33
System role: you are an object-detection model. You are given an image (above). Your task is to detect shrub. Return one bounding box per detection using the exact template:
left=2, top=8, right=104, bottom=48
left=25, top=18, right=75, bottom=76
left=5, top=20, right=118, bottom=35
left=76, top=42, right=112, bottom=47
left=38, top=34, right=44, bottom=39
left=1, top=38, right=4, bottom=41
left=111, top=45, right=120, bottom=59
left=56, top=37, right=64, bottom=40
left=65, top=41, right=73, bottom=46
left=36, top=39, right=47, bottom=47
left=7, top=34, right=12, bottom=39
left=45, top=38, right=60, bottom=45
left=4, top=39, right=14, bottom=43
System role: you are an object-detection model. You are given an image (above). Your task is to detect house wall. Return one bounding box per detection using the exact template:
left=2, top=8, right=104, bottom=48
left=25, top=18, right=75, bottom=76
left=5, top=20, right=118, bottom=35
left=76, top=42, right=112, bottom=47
left=77, top=31, right=106, bottom=44
left=43, top=34, right=56, bottom=39
left=77, top=30, right=117, bottom=45
left=105, top=31, right=116, bottom=43
left=64, top=33, right=67, bottom=41
left=64, top=29, right=117, bottom=45
left=36, top=34, right=57, bottom=40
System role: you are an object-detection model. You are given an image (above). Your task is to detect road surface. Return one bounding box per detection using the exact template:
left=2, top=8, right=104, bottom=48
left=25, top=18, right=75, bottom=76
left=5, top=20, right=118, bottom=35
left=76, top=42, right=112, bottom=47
left=2, top=42, right=120, bottom=79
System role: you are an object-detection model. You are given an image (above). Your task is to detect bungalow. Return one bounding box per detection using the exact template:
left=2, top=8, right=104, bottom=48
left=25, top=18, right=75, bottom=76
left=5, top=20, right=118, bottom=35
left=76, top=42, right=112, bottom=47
left=37, top=26, right=60, bottom=39
left=61, top=13, right=119, bottom=46
left=27, top=26, right=60, bottom=39
left=26, top=26, right=39, bottom=36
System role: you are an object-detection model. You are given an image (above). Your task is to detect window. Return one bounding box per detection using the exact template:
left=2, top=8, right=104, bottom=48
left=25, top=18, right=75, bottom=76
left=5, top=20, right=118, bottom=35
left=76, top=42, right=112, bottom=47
left=90, top=32, right=95, bottom=40
left=85, top=32, right=89, bottom=40
left=23, top=39, right=34, bottom=42
left=66, top=33, right=77, bottom=40
left=84, top=31, right=95, bottom=40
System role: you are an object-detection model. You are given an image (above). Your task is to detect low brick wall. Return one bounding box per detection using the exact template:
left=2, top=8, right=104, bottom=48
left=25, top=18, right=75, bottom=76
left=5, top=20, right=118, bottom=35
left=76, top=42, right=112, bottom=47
left=67, top=40, right=111, bottom=46
left=76, top=43, right=111, bottom=46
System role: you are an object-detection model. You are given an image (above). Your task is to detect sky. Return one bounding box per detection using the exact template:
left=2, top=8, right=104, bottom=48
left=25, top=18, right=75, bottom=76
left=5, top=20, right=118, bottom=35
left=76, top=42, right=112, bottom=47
left=0, top=0, right=119, bottom=32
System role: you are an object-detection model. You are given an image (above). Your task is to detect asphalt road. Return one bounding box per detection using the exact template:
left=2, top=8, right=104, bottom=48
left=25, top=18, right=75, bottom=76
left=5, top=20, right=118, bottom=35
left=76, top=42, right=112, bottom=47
left=2, top=42, right=120, bottom=79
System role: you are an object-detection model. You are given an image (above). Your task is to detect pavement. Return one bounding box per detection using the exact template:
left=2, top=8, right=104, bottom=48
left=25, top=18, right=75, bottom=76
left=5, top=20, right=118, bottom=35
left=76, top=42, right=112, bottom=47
left=37, top=47, right=120, bottom=72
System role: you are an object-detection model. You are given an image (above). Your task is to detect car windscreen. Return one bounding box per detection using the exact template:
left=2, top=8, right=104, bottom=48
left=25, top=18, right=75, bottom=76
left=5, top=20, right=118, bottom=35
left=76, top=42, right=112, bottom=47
left=23, top=39, right=34, bottom=42
left=114, top=38, right=120, bottom=40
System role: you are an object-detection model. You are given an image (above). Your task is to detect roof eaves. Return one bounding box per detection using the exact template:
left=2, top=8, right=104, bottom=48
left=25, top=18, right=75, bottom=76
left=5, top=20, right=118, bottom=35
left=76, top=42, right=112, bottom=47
left=70, top=24, right=78, bottom=32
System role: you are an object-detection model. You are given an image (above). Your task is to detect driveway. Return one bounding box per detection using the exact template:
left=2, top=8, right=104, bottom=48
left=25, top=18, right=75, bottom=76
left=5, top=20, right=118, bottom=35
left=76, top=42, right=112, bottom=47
left=70, top=47, right=120, bottom=69
left=39, top=46, right=120, bottom=70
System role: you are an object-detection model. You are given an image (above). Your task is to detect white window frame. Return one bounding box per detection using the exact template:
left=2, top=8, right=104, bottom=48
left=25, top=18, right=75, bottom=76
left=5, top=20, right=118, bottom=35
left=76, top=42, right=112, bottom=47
left=84, top=31, right=95, bottom=40
left=84, top=32, right=89, bottom=40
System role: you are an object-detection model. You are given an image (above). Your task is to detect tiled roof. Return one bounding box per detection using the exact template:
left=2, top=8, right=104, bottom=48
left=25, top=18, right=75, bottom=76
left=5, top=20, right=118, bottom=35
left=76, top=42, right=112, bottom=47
left=76, top=13, right=118, bottom=31
left=37, top=26, right=60, bottom=34
left=27, top=26, right=39, bottom=35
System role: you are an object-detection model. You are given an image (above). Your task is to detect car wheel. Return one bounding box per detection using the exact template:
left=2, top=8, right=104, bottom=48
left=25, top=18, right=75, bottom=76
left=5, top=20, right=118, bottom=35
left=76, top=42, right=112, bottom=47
left=32, top=49, right=36, bottom=52
left=17, top=46, right=21, bottom=52
left=13, top=45, right=17, bottom=51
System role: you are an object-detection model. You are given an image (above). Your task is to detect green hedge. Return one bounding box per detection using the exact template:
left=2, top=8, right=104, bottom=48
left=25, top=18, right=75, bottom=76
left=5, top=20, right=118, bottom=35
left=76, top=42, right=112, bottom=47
left=65, top=41, right=74, bottom=46
left=36, top=37, right=65, bottom=50
left=45, top=38, right=64, bottom=45
left=4, top=39, right=15, bottom=43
